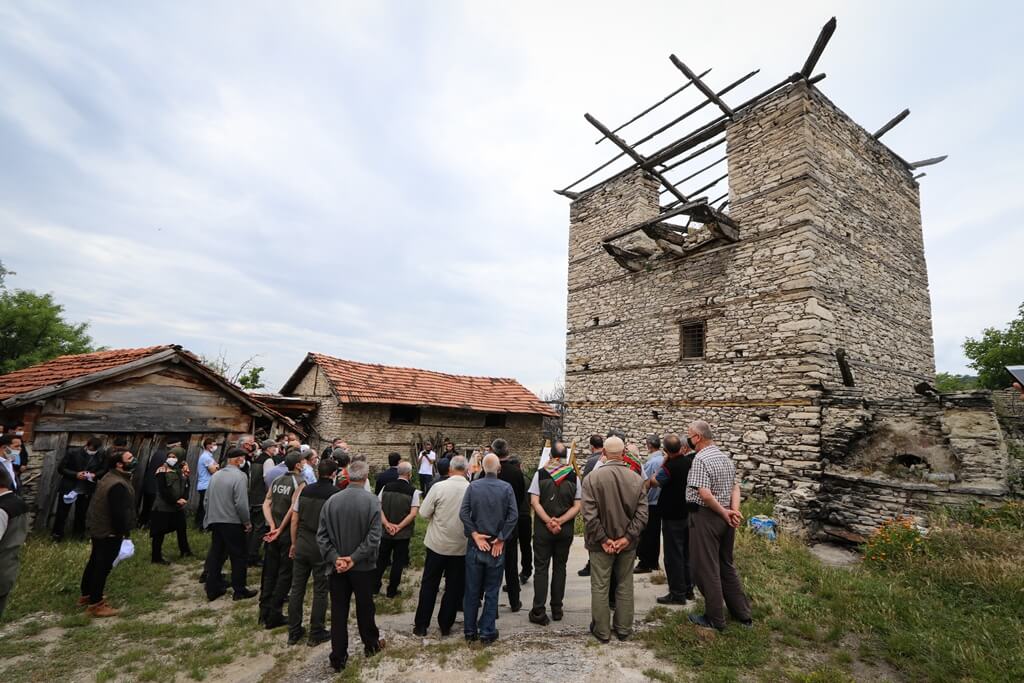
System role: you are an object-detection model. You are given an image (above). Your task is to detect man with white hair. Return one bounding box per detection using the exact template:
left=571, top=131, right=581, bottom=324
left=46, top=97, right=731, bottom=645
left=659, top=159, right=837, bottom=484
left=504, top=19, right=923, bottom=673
left=581, top=435, right=648, bottom=643
left=375, top=461, right=420, bottom=597
left=684, top=420, right=752, bottom=631
left=413, top=454, right=471, bottom=637
left=317, top=460, right=384, bottom=672
left=459, top=451, right=518, bottom=644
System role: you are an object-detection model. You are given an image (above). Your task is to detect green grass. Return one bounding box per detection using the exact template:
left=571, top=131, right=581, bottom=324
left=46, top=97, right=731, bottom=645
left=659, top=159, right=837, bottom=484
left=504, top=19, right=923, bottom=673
left=642, top=499, right=1024, bottom=683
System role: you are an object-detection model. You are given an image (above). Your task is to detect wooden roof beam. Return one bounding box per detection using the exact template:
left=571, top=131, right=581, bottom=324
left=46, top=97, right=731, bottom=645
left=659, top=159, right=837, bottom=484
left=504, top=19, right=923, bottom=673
left=801, top=17, right=837, bottom=78
left=873, top=108, right=910, bottom=139
left=669, top=55, right=734, bottom=118
left=594, top=67, right=712, bottom=145
left=909, top=155, right=947, bottom=168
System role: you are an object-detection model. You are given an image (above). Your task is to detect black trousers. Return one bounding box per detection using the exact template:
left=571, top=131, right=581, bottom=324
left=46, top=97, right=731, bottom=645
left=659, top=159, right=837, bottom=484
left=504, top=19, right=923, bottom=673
left=418, top=473, right=433, bottom=493
left=517, top=513, right=532, bottom=577
left=531, top=525, right=572, bottom=611
left=53, top=493, right=91, bottom=539
left=150, top=509, right=191, bottom=560
left=413, top=548, right=465, bottom=632
left=329, top=569, right=380, bottom=668
left=247, top=506, right=267, bottom=564
left=80, top=536, right=122, bottom=604
left=260, top=535, right=293, bottom=619
left=204, top=523, right=248, bottom=597
left=637, top=504, right=662, bottom=569
left=194, top=489, right=207, bottom=529
left=502, top=528, right=521, bottom=605
left=375, top=536, right=410, bottom=596
left=137, top=491, right=156, bottom=527
left=662, top=517, right=693, bottom=598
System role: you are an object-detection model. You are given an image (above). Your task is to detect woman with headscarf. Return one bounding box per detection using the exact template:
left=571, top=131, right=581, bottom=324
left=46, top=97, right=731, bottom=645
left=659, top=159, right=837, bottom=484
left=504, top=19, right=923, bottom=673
left=151, top=446, right=193, bottom=564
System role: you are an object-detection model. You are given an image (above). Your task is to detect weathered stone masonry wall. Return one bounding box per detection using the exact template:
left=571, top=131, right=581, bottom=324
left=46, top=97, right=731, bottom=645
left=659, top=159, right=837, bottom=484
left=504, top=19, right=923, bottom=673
left=290, top=365, right=545, bottom=468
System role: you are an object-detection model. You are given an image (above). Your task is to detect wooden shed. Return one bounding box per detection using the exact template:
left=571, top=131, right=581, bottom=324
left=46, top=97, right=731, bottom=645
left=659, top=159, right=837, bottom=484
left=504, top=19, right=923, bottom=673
left=0, top=345, right=297, bottom=531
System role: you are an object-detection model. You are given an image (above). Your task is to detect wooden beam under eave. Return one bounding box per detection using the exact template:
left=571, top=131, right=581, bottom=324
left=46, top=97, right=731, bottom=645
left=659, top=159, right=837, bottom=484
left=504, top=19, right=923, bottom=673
left=602, top=243, right=646, bottom=272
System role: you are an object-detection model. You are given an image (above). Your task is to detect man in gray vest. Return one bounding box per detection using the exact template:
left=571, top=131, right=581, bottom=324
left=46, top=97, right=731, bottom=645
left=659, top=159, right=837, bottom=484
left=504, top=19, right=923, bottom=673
left=317, top=460, right=384, bottom=672
left=287, top=457, right=339, bottom=646
left=0, top=466, right=28, bottom=619
left=527, top=441, right=581, bottom=626
left=260, top=451, right=303, bottom=628
left=375, top=461, right=420, bottom=597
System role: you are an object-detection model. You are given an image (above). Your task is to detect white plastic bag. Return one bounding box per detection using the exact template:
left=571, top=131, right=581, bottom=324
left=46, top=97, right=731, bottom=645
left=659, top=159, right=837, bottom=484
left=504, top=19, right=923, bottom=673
left=113, top=539, right=135, bottom=567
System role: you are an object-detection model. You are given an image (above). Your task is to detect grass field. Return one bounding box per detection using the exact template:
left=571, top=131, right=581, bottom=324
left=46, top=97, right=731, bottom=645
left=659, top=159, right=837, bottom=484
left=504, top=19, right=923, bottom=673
left=643, top=500, right=1024, bottom=682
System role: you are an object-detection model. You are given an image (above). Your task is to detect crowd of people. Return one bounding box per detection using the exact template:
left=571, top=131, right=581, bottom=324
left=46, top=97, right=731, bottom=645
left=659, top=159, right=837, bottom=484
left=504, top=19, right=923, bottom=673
left=0, top=420, right=757, bottom=671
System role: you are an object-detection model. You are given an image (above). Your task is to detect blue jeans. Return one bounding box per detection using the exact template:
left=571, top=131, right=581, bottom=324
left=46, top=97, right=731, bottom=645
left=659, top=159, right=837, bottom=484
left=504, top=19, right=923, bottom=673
left=463, top=543, right=504, bottom=639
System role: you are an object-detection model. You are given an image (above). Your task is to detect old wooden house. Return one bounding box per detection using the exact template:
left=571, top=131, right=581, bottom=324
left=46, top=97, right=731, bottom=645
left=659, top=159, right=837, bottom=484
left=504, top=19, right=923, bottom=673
left=280, top=353, right=559, bottom=466
left=0, top=345, right=297, bottom=530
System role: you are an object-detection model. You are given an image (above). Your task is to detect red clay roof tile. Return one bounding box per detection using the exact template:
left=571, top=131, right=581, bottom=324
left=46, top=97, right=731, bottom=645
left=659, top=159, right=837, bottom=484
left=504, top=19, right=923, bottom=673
left=307, top=353, right=558, bottom=417
left=0, top=346, right=173, bottom=401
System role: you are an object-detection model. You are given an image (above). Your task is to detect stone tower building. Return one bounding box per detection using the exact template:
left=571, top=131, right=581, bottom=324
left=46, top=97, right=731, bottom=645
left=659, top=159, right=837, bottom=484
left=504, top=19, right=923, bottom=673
left=563, top=79, right=1011, bottom=536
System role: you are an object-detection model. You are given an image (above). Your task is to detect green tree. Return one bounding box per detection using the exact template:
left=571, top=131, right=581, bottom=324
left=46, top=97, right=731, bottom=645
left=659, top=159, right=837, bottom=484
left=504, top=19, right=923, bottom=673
left=934, top=372, right=978, bottom=393
left=963, top=303, right=1024, bottom=389
left=0, top=289, right=96, bottom=374
left=237, top=365, right=266, bottom=390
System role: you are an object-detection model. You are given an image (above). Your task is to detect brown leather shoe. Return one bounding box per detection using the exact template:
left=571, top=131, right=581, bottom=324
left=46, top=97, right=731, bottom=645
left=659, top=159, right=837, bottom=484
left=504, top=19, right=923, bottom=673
left=78, top=594, right=105, bottom=606
left=86, top=600, right=119, bottom=617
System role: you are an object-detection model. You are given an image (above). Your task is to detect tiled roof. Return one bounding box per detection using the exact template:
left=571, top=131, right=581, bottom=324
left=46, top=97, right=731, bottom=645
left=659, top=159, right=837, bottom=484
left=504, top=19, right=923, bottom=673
left=305, top=353, right=558, bottom=417
left=0, top=346, right=174, bottom=401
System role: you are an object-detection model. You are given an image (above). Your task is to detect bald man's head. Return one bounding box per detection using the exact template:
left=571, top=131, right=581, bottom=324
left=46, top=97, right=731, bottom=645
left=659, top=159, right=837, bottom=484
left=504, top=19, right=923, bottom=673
left=482, top=453, right=501, bottom=474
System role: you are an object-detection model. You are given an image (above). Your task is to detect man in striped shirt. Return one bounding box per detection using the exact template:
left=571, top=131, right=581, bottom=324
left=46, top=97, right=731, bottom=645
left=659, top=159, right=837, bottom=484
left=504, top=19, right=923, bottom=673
left=684, top=420, right=752, bottom=631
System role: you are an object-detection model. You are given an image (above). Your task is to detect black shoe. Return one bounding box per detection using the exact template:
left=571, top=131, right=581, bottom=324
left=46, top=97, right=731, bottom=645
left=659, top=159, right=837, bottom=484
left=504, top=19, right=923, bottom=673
left=509, top=600, right=522, bottom=613
left=656, top=593, right=687, bottom=605
left=152, top=558, right=170, bottom=566
left=287, top=628, right=306, bottom=645
left=364, top=639, right=385, bottom=657
left=480, top=634, right=498, bottom=645
left=686, top=589, right=696, bottom=601
left=551, top=607, right=563, bottom=621
left=634, top=565, right=653, bottom=574
left=528, top=609, right=550, bottom=626
left=264, top=613, right=286, bottom=628
left=688, top=614, right=724, bottom=631
left=738, top=619, right=754, bottom=629
left=577, top=565, right=591, bottom=577
left=439, top=627, right=451, bottom=637
left=465, top=633, right=478, bottom=643
left=207, top=589, right=227, bottom=602
left=589, top=621, right=609, bottom=644
left=308, top=631, right=331, bottom=646
left=519, top=572, right=531, bottom=585
left=234, top=588, right=258, bottom=601
left=330, top=657, right=347, bottom=672
left=413, top=626, right=428, bottom=637
left=615, top=632, right=630, bottom=641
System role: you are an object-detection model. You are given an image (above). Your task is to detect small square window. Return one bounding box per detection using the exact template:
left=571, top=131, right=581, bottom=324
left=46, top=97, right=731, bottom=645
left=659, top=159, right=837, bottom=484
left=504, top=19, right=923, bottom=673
left=680, top=321, right=706, bottom=359
left=389, top=405, right=421, bottom=424
left=484, top=413, right=507, bottom=428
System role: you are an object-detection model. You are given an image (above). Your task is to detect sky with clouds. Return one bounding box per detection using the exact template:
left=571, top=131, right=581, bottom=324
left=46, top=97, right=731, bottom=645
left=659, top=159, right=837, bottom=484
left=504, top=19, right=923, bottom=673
left=1, top=1, right=1021, bottom=395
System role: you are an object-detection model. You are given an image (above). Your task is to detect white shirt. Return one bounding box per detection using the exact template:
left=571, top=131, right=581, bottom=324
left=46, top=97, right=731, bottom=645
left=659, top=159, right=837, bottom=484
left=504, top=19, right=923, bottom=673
left=0, top=455, right=16, bottom=490
left=0, top=491, right=10, bottom=540
left=418, top=450, right=437, bottom=475
left=528, top=468, right=583, bottom=500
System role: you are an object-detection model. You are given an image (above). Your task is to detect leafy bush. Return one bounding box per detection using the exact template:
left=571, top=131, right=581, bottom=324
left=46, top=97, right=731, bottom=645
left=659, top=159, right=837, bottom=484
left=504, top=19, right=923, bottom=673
left=863, top=516, right=924, bottom=567
left=945, top=501, right=1024, bottom=530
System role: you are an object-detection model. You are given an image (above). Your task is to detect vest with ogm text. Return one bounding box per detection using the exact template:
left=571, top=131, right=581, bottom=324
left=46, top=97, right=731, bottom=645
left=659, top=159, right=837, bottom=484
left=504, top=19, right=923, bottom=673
left=380, top=479, right=416, bottom=540
left=534, top=467, right=578, bottom=540
left=269, top=473, right=300, bottom=527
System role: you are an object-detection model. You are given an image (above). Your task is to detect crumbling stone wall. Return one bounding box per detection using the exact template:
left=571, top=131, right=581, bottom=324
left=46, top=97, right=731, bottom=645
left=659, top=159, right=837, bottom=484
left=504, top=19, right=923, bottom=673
left=562, top=80, right=1010, bottom=535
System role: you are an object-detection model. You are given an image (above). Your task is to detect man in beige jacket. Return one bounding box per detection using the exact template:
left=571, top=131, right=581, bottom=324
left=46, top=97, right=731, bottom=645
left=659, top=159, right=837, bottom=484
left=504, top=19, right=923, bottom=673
left=581, top=436, right=648, bottom=642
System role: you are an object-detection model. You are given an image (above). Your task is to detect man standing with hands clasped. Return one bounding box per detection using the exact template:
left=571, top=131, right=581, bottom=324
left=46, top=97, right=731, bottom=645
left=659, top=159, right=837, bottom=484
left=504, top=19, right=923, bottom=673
left=459, top=452, right=518, bottom=644
left=581, top=435, right=648, bottom=643
left=684, top=420, right=753, bottom=631
left=317, top=460, right=384, bottom=672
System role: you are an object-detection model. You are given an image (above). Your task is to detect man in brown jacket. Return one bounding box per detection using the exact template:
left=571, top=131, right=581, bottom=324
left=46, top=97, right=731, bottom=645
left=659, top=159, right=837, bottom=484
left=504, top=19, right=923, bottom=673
left=581, top=436, right=648, bottom=642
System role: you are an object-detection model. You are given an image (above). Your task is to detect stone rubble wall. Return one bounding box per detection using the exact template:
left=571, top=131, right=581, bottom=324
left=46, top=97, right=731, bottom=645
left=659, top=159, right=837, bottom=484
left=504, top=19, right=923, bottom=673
left=289, top=365, right=546, bottom=470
